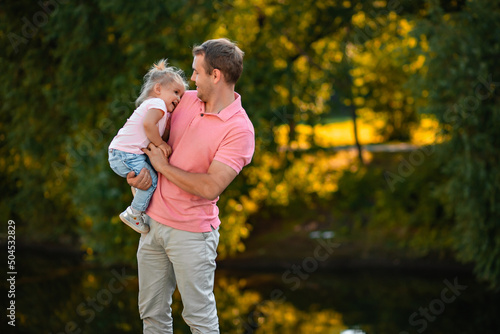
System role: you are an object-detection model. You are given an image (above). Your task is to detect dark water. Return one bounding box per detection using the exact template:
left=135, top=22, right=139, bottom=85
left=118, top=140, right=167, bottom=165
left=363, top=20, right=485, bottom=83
left=3, top=250, right=500, bottom=334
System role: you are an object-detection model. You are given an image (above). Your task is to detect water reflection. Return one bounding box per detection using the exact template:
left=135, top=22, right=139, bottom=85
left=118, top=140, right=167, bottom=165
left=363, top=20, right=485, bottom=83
left=216, top=275, right=347, bottom=333
left=9, top=251, right=500, bottom=334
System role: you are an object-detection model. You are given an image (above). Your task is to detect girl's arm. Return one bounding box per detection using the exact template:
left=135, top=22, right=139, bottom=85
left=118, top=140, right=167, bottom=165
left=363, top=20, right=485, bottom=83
left=143, top=108, right=166, bottom=147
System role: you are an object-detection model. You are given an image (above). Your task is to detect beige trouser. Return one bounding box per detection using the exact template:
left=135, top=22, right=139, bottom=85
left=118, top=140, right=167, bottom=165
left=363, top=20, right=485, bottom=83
left=137, top=216, right=220, bottom=333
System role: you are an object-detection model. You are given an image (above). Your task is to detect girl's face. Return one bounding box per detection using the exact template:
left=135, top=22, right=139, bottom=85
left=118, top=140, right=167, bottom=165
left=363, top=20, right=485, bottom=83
left=159, top=82, right=185, bottom=113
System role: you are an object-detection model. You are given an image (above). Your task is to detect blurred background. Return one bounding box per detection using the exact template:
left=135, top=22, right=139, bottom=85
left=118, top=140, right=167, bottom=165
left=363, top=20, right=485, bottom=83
left=1, top=0, right=500, bottom=333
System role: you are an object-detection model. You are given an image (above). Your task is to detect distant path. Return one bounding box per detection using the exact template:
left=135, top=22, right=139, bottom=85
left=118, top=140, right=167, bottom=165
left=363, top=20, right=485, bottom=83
left=285, top=142, right=424, bottom=153
left=335, top=142, right=421, bottom=152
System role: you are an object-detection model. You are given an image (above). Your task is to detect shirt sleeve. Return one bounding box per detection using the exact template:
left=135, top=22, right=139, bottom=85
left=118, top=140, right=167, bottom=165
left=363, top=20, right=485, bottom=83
left=213, top=129, right=255, bottom=174
left=146, top=98, right=167, bottom=113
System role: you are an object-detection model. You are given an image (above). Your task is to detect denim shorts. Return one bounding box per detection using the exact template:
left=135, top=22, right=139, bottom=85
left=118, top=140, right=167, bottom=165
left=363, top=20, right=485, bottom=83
left=108, top=148, right=158, bottom=212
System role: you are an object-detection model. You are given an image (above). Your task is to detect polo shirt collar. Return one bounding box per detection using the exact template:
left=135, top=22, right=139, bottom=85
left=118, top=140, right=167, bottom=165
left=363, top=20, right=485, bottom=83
left=201, top=93, right=242, bottom=122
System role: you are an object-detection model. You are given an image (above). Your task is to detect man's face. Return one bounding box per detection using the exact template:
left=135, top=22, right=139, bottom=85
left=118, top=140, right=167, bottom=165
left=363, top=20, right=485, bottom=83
left=191, top=54, right=212, bottom=102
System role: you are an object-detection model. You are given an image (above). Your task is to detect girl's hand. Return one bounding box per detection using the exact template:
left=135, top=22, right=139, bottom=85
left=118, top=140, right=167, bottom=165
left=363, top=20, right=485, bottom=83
left=143, top=143, right=169, bottom=173
left=158, top=142, right=172, bottom=157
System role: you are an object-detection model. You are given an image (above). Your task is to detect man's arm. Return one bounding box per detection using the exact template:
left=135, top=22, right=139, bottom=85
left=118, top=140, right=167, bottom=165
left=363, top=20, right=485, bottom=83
left=142, top=143, right=237, bottom=200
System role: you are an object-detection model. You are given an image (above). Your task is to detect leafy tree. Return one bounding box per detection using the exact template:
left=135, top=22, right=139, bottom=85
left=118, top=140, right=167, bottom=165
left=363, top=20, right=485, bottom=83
left=411, top=0, right=500, bottom=287
left=349, top=12, right=423, bottom=141
left=1, top=0, right=219, bottom=261
left=3, top=0, right=498, bottom=291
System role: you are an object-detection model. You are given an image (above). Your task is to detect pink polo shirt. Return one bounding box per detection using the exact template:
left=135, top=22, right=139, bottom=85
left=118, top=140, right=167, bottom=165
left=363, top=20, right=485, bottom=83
left=146, top=90, right=255, bottom=232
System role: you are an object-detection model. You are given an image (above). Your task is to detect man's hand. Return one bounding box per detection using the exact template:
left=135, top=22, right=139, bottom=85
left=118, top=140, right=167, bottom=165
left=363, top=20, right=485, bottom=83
left=126, top=168, right=152, bottom=191
left=142, top=143, right=169, bottom=172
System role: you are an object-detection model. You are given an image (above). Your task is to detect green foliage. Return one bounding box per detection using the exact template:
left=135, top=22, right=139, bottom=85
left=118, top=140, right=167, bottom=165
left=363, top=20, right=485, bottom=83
left=1, top=0, right=500, bottom=289
left=211, top=0, right=422, bottom=143
left=2, top=0, right=413, bottom=262
left=349, top=14, right=423, bottom=141
left=0, top=0, right=218, bottom=260
left=346, top=151, right=454, bottom=257
left=410, top=0, right=500, bottom=286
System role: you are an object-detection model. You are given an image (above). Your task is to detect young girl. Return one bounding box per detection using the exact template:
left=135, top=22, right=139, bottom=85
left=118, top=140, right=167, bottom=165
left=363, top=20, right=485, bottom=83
left=108, top=59, right=188, bottom=233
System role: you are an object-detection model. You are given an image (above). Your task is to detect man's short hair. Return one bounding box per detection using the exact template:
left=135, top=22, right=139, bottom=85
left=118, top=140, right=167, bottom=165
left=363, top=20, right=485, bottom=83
left=193, top=38, right=244, bottom=84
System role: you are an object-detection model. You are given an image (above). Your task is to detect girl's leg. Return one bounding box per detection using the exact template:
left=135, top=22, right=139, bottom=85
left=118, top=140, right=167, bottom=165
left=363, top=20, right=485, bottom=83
left=108, top=149, right=134, bottom=178
left=110, top=150, right=157, bottom=212
left=130, top=161, right=157, bottom=212
left=108, top=149, right=154, bottom=233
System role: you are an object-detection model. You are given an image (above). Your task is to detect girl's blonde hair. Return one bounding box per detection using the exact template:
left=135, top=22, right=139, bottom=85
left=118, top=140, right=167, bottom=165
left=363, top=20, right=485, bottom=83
left=135, top=59, right=189, bottom=107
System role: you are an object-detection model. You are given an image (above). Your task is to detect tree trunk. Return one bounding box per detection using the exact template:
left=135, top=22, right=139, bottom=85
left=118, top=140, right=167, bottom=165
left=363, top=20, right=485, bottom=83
left=350, top=105, right=364, bottom=165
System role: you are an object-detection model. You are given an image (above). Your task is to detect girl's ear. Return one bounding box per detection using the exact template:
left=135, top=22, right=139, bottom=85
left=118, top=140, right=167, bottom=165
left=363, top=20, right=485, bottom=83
left=153, top=82, right=162, bottom=95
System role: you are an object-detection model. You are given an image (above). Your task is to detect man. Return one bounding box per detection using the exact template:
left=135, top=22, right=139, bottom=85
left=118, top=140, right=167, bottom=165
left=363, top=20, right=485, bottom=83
left=126, top=38, right=255, bottom=333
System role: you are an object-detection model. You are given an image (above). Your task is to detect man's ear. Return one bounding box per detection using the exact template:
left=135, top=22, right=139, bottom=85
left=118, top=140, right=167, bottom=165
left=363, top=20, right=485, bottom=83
left=213, top=68, right=222, bottom=84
